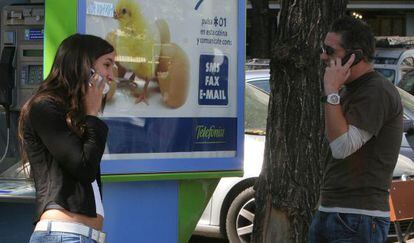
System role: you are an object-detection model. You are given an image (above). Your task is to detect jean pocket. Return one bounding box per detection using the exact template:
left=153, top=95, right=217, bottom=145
left=336, top=213, right=362, bottom=233
left=30, top=232, right=62, bottom=243
left=60, top=232, right=82, bottom=243
left=373, top=217, right=390, bottom=225
left=372, top=217, right=390, bottom=233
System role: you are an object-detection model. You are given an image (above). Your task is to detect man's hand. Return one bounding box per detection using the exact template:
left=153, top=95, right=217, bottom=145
left=323, top=54, right=355, bottom=94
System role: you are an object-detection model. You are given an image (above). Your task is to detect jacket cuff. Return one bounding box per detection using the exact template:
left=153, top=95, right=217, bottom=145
left=85, top=115, right=109, bottom=140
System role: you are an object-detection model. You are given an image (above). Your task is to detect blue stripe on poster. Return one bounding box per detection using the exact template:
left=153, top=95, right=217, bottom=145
left=102, top=117, right=237, bottom=153
left=77, top=0, right=86, bottom=33
left=237, top=0, right=246, bottom=166
left=101, top=156, right=242, bottom=174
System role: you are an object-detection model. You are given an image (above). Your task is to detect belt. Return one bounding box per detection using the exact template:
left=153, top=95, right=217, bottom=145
left=34, top=220, right=106, bottom=243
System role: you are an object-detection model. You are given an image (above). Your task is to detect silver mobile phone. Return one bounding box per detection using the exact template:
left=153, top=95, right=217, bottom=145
left=90, top=68, right=109, bottom=95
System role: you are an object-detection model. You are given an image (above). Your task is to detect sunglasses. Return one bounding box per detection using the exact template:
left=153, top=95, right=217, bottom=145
left=320, top=44, right=335, bottom=56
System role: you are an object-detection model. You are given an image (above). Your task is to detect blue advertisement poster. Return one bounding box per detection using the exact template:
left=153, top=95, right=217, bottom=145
left=79, top=0, right=244, bottom=174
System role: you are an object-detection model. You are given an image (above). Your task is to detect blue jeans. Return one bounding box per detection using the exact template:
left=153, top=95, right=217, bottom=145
left=30, top=231, right=96, bottom=243
left=308, top=211, right=390, bottom=243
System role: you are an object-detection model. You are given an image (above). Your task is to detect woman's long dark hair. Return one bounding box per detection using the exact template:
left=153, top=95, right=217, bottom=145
left=18, top=34, right=114, bottom=164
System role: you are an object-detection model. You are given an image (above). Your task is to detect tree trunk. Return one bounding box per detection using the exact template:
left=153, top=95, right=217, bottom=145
left=252, top=1, right=348, bottom=243
left=249, top=0, right=271, bottom=58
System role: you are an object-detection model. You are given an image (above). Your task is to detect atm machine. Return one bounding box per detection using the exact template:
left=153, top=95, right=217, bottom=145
left=0, top=3, right=43, bottom=242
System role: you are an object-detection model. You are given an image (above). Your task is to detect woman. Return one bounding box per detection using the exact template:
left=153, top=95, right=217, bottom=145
left=18, top=34, right=115, bottom=243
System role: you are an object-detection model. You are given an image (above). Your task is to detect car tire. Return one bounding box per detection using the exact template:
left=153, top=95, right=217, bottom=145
left=225, top=186, right=255, bottom=243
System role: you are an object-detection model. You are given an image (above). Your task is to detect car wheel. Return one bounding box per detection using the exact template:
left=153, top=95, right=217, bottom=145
left=225, top=186, right=255, bottom=243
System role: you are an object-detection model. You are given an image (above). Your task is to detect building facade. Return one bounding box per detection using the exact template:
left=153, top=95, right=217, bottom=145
left=246, top=0, right=414, bottom=57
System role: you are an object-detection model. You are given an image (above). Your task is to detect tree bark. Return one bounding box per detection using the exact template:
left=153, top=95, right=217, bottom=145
left=249, top=0, right=271, bottom=58
left=252, top=1, right=348, bottom=243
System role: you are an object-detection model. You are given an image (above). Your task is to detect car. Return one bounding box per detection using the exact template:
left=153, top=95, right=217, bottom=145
left=245, top=68, right=270, bottom=93
left=373, top=40, right=414, bottom=85
left=194, top=69, right=414, bottom=242
left=397, top=69, right=414, bottom=95
left=245, top=59, right=270, bottom=70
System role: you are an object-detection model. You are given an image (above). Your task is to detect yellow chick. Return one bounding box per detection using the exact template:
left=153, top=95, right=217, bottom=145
left=112, top=0, right=161, bottom=104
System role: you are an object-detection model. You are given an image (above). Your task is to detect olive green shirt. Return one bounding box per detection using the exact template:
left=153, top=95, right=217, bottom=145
left=320, top=71, right=403, bottom=212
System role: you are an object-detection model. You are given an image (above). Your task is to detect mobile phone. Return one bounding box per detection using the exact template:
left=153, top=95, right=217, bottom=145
left=342, top=50, right=363, bottom=67
left=90, top=69, right=110, bottom=95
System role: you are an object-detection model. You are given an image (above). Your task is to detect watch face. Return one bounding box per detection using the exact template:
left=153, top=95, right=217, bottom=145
left=327, top=93, right=340, bottom=104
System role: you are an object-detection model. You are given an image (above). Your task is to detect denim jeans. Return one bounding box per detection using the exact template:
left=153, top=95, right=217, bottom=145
left=30, top=231, right=96, bottom=243
left=308, top=211, right=390, bottom=243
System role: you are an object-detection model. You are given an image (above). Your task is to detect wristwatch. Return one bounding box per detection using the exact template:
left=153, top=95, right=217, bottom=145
left=321, top=93, right=340, bottom=105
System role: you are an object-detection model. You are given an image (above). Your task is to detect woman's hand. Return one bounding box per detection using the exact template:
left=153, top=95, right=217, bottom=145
left=84, top=73, right=105, bottom=116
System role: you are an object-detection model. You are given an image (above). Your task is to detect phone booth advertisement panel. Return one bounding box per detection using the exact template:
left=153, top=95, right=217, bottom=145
left=76, top=0, right=245, bottom=175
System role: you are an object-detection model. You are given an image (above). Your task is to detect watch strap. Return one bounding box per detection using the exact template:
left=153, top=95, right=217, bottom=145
left=321, top=92, right=340, bottom=105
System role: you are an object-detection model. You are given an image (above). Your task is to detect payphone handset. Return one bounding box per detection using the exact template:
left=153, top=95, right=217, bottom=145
left=0, top=46, right=16, bottom=107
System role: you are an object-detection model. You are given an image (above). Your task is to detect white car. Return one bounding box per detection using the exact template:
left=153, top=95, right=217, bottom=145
left=194, top=69, right=414, bottom=242
left=374, top=48, right=414, bottom=85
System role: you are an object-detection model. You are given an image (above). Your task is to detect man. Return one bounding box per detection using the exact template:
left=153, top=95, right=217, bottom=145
left=308, top=16, right=403, bottom=242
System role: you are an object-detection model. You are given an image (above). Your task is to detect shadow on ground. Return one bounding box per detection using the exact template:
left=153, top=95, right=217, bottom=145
left=189, top=235, right=229, bottom=243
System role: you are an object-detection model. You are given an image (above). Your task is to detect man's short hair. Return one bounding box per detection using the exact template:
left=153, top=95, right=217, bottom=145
left=330, top=16, right=375, bottom=62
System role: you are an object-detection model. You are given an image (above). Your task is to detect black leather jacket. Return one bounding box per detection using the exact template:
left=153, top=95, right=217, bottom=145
left=23, top=99, right=108, bottom=222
